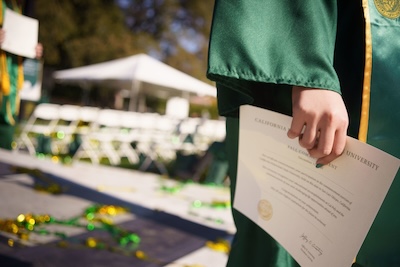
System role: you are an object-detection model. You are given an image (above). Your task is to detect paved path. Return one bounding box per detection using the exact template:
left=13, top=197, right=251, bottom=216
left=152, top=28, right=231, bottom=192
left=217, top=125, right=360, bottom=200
left=0, top=149, right=234, bottom=267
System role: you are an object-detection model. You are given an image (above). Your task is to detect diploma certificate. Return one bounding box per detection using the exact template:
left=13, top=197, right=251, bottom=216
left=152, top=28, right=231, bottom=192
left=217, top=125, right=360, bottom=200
left=235, top=105, right=400, bottom=267
left=1, top=8, right=39, bottom=58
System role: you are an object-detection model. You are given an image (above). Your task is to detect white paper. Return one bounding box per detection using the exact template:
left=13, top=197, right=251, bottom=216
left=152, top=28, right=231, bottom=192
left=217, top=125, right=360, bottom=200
left=235, top=105, right=400, bottom=267
left=1, top=8, right=38, bottom=58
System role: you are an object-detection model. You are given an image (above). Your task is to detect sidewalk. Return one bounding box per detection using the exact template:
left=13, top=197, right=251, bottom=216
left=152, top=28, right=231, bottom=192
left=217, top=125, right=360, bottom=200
left=0, top=149, right=234, bottom=267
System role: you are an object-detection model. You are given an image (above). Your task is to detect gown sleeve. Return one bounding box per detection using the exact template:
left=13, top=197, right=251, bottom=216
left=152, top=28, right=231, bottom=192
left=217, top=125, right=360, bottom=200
left=207, top=0, right=341, bottom=116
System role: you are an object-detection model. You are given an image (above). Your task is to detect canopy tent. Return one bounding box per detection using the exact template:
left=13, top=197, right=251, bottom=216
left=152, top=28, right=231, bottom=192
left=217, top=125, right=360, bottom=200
left=53, top=53, right=216, bottom=111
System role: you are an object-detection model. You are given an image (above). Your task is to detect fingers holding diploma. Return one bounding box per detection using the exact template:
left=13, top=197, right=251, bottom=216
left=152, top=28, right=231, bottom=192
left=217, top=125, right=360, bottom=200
left=287, top=86, right=349, bottom=166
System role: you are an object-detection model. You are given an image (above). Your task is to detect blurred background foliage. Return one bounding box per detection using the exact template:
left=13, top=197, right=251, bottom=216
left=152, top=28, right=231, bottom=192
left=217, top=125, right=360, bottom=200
left=35, top=0, right=214, bottom=83
left=29, top=0, right=217, bottom=117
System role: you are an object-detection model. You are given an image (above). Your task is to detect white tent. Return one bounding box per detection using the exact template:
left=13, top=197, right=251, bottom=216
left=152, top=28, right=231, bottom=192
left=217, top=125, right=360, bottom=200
left=53, top=53, right=216, bottom=111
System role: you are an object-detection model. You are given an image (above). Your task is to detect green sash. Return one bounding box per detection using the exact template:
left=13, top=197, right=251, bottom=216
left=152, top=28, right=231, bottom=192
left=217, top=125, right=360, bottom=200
left=355, top=1, right=400, bottom=265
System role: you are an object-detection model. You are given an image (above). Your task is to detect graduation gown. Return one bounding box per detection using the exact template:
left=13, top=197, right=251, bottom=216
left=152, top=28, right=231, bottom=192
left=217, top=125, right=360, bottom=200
left=207, top=0, right=400, bottom=266
left=0, top=0, right=25, bottom=149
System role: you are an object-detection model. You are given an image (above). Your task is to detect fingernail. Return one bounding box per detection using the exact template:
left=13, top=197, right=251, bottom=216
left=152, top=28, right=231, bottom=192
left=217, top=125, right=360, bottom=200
left=316, top=163, right=324, bottom=168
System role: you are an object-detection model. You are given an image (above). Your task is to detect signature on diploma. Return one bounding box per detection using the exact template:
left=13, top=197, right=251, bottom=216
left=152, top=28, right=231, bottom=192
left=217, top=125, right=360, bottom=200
left=299, top=233, right=324, bottom=257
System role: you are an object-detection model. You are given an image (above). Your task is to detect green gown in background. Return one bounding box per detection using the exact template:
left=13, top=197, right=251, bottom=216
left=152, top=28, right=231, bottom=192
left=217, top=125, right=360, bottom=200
left=207, top=0, right=400, bottom=266
left=0, top=0, right=24, bottom=150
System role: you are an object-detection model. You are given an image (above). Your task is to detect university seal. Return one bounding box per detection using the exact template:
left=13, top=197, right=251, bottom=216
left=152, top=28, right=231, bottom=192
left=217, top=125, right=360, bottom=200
left=374, top=0, right=400, bottom=19
left=257, top=199, right=273, bottom=221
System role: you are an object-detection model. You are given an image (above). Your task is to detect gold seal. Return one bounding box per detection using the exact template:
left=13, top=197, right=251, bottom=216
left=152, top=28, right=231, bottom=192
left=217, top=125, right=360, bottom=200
left=257, top=199, right=273, bottom=221
left=374, top=0, right=400, bottom=19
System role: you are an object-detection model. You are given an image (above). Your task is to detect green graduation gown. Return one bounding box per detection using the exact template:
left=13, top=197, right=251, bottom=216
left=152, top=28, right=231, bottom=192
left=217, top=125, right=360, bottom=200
left=207, top=0, right=400, bottom=266
left=0, top=0, right=24, bottom=150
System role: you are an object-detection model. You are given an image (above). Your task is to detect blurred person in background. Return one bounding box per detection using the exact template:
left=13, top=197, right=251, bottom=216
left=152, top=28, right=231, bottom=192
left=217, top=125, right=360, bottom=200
left=0, top=0, right=43, bottom=150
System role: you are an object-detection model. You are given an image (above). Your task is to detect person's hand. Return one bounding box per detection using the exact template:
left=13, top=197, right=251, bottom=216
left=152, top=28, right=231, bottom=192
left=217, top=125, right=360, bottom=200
left=35, top=43, right=43, bottom=59
left=287, top=86, right=349, bottom=166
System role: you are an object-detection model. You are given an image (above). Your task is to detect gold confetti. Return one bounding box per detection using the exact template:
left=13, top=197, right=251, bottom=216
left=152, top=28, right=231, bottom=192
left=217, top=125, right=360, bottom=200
left=86, top=237, right=97, bottom=248
left=206, top=239, right=230, bottom=253
left=135, top=250, right=147, bottom=260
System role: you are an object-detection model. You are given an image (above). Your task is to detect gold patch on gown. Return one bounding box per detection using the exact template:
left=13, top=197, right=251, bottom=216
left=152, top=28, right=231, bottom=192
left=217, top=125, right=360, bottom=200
left=374, top=0, right=400, bottom=19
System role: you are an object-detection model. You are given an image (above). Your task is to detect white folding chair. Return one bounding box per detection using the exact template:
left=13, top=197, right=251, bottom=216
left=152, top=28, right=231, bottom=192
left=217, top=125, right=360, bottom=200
left=115, top=111, right=141, bottom=164
left=134, top=112, right=160, bottom=155
left=213, top=119, right=227, bottom=141
left=72, top=106, right=101, bottom=163
left=150, top=115, right=181, bottom=160
left=75, top=106, right=100, bottom=135
left=175, top=117, right=202, bottom=153
left=15, top=103, right=60, bottom=155
left=196, top=119, right=227, bottom=150
left=133, top=113, right=174, bottom=175
left=52, top=105, right=81, bottom=154
left=73, top=109, right=121, bottom=165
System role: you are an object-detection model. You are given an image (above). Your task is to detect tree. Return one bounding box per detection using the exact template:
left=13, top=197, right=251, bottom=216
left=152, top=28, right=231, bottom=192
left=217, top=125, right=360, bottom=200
left=117, top=0, right=214, bottom=82
left=35, top=0, right=146, bottom=68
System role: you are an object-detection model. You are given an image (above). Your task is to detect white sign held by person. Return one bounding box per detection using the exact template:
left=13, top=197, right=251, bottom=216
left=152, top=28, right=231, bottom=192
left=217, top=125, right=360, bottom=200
left=1, top=8, right=38, bottom=58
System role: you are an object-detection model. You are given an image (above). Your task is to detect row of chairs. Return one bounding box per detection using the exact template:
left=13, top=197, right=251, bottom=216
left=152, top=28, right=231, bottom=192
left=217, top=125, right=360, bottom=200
left=15, top=103, right=226, bottom=173
left=15, top=104, right=98, bottom=156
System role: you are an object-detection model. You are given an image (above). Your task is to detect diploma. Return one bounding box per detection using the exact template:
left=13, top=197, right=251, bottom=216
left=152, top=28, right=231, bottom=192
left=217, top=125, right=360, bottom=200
left=1, top=8, right=39, bottom=58
left=235, top=105, right=400, bottom=267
